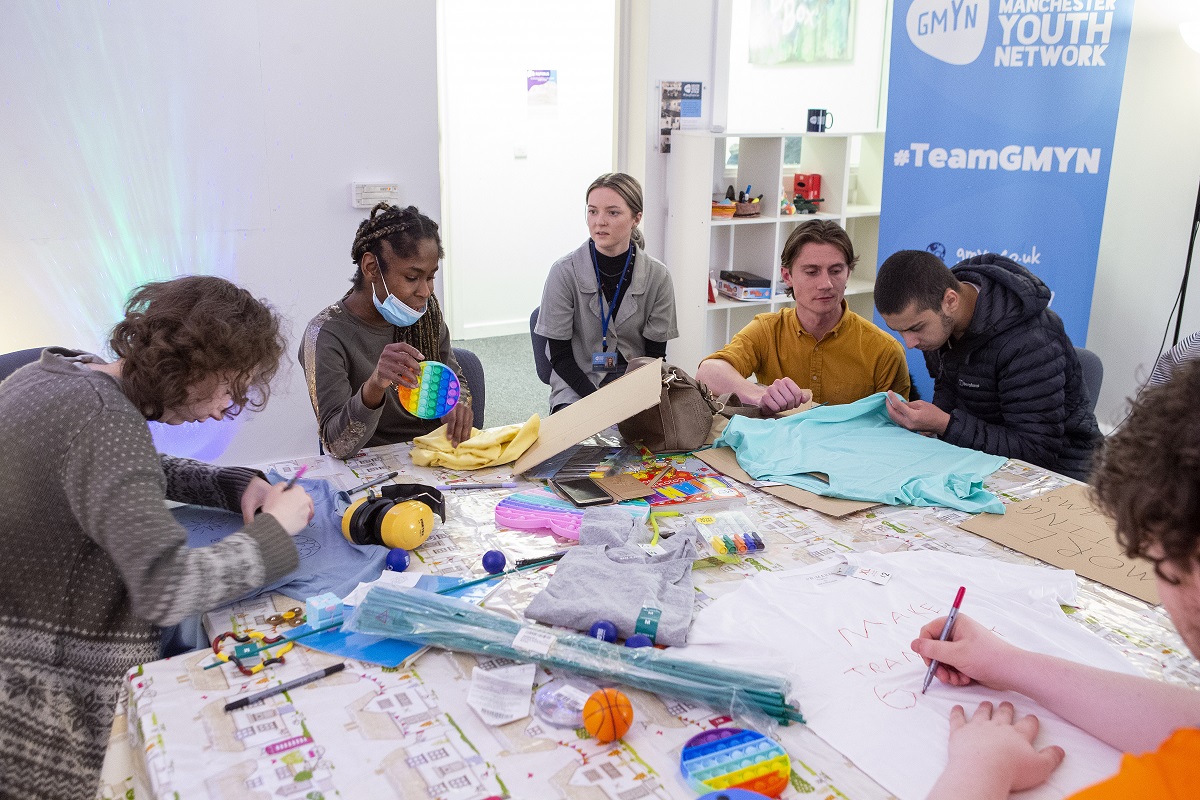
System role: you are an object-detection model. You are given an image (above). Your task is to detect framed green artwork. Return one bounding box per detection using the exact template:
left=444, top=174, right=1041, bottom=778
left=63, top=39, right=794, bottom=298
left=749, top=0, right=855, bottom=65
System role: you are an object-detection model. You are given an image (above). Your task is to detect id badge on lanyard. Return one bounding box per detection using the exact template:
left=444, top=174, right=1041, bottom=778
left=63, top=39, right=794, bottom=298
left=591, top=241, right=634, bottom=373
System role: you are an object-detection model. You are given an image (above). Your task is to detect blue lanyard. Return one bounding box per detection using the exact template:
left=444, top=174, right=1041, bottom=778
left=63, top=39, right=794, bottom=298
left=590, top=240, right=635, bottom=352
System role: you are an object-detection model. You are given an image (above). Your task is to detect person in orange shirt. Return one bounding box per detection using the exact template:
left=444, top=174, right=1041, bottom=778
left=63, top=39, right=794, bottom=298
left=917, top=361, right=1200, bottom=799
left=696, top=219, right=909, bottom=413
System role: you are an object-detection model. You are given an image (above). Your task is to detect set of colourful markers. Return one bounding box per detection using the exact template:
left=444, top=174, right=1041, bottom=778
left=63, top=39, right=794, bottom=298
left=709, top=532, right=766, bottom=555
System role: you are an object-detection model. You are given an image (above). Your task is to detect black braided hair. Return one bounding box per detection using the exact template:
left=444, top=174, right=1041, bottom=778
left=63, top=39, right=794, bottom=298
left=350, top=203, right=444, bottom=289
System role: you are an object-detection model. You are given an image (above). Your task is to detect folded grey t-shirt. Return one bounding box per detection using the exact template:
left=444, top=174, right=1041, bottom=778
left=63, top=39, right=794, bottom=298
left=523, top=506, right=700, bottom=646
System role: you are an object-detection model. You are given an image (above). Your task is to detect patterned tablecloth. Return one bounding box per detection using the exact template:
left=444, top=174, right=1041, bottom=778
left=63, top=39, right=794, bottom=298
left=96, top=442, right=1198, bottom=800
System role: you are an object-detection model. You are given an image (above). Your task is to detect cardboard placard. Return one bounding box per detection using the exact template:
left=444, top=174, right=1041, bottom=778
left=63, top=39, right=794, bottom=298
left=958, top=483, right=1160, bottom=604
left=593, top=473, right=656, bottom=502
left=694, top=447, right=878, bottom=518
left=512, top=359, right=663, bottom=475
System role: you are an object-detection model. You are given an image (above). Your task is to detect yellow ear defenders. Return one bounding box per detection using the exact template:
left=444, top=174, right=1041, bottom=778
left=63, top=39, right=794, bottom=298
left=341, top=483, right=446, bottom=551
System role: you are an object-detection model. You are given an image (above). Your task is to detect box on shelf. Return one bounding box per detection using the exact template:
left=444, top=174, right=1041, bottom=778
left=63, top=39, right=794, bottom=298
left=793, top=173, right=822, bottom=201
left=717, top=270, right=773, bottom=301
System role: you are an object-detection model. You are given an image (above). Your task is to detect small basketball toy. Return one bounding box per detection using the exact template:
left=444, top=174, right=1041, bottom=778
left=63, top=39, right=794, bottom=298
left=679, top=727, right=790, bottom=798
left=583, top=688, right=634, bottom=743
left=385, top=548, right=411, bottom=572
left=482, top=549, right=506, bottom=574
left=395, top=360, right=460, bottom=419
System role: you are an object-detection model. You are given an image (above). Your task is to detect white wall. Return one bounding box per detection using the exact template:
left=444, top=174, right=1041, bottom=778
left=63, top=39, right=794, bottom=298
left=637, top=0, right=724, bottom=270
left=725, top=0, right=890, bottom=133
left=0, top=0, right=441, bottom=466
left=438, top=0, right=616, bottom=340
left=1089, top=1, right=1200, bottom=428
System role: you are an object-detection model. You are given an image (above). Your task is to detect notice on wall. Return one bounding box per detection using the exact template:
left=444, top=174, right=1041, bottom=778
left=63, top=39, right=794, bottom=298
left=658, top=80, right=702, bottom=153
left=527, top=69, right=557, bottom=107
left=958, top=484, right=1159, bottom=604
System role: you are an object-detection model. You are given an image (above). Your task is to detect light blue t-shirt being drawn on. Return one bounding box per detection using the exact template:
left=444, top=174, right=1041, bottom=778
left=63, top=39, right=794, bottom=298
left=174, top=474, right=388, bottom=603
left=714, top=393, right=1006, bottom=514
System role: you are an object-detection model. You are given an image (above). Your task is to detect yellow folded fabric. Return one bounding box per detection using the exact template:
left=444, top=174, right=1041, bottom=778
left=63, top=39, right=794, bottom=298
left=410, top=414, right=541, bottom=469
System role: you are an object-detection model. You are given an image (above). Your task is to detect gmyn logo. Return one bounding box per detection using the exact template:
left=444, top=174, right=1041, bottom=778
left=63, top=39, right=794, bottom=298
left=907, top=0, right=989, bottom=64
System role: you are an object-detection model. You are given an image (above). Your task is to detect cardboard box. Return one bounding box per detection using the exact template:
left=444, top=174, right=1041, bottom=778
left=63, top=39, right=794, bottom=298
left=512, top=358, right=664, bottom=475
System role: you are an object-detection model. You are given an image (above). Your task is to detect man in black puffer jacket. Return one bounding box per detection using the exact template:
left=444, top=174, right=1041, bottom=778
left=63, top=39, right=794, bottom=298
left=873, top=251, right=1100, bottom=481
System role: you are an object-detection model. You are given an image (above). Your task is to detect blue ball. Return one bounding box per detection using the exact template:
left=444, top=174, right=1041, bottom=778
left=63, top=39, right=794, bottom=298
left=588, top=620, right=619, bottom=642
left=625, top=634, right=654, bottom=648
left=385, top=548, right=410, bottom=572
left=482, top=549, right=507, bottom=574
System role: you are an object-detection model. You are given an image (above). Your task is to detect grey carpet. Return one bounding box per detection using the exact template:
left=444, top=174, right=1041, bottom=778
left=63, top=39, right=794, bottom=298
left=452, top=333, right=549, bottom=428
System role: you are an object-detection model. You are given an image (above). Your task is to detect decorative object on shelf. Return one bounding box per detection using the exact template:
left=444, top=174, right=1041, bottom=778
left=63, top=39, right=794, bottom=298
left=733, top=201, right=761, bottom=217
left=793, top=195, right=825, bottom=214
left=793, top=173, right=822, bottom=203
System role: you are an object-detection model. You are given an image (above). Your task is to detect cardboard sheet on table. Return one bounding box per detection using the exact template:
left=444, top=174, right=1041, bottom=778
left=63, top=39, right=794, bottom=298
left=284, top=576, right=499, bottom=667
left=957, top=483, right=1160, bottom=604
left=594, top=472, right=656, bottom=502
left=513, top=358, right=663, bottom=474
left=695, top=446, right=878, bottom=517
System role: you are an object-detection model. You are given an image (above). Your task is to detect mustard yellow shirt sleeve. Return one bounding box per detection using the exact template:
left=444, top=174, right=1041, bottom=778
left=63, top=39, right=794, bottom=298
left=876, top=336, right=912, bottom=400
left=704, top=316, right=771, bottom=379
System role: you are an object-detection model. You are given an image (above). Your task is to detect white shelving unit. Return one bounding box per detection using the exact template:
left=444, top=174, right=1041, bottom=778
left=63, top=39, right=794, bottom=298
left=664, top=130, right=885, bottom=373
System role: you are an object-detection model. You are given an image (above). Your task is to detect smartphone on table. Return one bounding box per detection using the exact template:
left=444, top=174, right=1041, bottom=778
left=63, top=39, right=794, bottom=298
left=551, top=477, right=613, bottom=508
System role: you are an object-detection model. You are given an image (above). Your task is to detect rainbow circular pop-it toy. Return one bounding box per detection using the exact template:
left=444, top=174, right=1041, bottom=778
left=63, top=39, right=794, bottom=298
left=396, top=360, right=460, bottom=419
left=679, top=727, right=791, bottom=798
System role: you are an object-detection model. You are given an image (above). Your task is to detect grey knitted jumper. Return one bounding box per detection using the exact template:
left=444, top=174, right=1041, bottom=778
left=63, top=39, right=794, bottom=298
left=0, top=349, right=300, bottom=799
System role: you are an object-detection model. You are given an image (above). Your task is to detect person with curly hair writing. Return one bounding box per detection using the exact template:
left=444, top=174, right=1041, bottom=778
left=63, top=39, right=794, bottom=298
left=0, top=276, right=314, bottom=799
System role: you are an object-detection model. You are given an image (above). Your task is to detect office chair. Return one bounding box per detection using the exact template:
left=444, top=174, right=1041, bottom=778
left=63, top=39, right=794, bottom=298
left=1075, top=346, right=1103, bottom=416
left=0, top=347, right=45, bottom=382
left=529, top=307, right=552, bottom=385
left=451, top=347, right=486, bottom=429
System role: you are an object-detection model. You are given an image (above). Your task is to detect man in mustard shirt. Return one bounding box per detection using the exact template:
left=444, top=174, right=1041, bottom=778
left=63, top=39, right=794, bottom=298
left=696, top=220, right=910, bottom=412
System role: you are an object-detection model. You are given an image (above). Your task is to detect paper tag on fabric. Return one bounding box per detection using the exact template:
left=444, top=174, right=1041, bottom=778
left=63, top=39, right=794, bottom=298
left=512, top=626, right=557, bottom=656
left=634, top=607, right=662, bottom=642
left=849, top=566, right=893, bottom=585
left=638, top=543, right=666, bottom=556
left=467, top=663, right=536, bottom=726
left=749, top=480, right=785, bottom=487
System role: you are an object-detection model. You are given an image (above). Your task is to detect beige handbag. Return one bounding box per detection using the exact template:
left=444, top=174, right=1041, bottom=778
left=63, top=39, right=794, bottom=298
left=618, top=358, right=762, bottom=453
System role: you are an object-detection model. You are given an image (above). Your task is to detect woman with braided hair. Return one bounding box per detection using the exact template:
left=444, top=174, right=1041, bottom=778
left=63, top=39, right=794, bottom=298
left=300, top=203, right=473, bottom=457
left=535, top=172, right=678, bottom=412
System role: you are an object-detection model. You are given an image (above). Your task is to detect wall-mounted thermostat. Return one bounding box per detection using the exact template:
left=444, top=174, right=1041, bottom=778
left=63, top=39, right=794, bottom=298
left=352, top=183, right=401, bottom=209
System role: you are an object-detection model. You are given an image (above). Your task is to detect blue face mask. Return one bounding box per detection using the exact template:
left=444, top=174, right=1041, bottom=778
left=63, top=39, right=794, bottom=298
left=372, top=272, right=427, bottom=328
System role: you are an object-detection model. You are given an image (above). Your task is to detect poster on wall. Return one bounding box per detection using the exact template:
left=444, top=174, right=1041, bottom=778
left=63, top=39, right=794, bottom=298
left=526, top=69, right=558, bottom=107
left=748, top=0, right=855, bottom=64
left=659, top=81, right=702, bottom=153
left=876, top=0, right=1136, bottom=399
